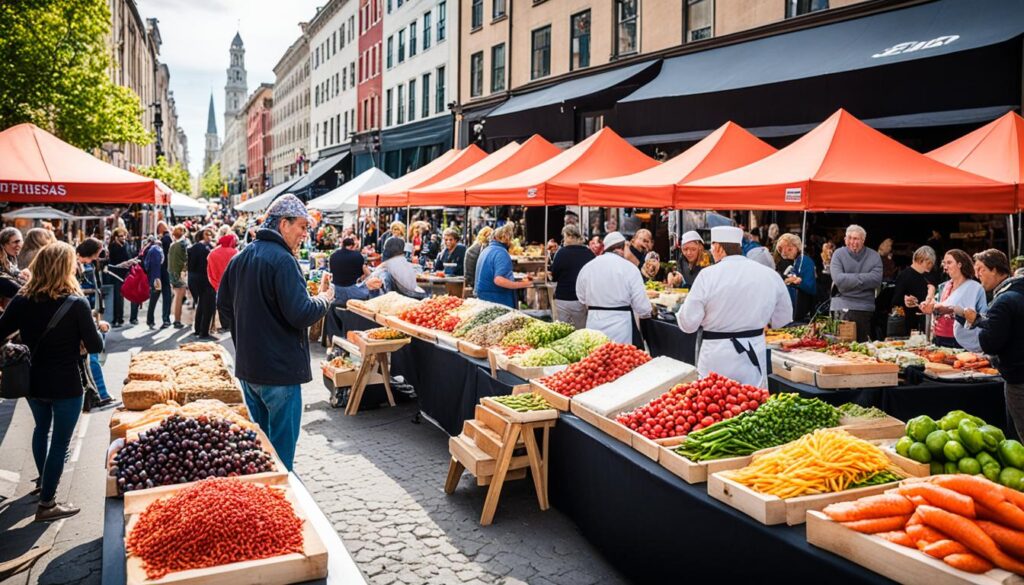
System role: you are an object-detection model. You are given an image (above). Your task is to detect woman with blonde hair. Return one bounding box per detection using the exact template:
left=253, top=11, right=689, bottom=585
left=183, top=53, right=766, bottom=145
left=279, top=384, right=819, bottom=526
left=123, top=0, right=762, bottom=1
left=475, top=223, right=532, bottom=307
left=464, top=226, right=493, bottom=297
left=0, top=242, right=104, bottom=521
left=18, top=227, right=55, bottom=270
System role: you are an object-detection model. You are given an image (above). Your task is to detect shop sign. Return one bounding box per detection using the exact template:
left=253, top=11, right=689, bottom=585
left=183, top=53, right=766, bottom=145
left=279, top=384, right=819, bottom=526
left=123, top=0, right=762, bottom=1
left=0, top=181, right=68, bottom=196
left=872, top=35, right=959, bottom=58
left=784, top=187, right=802, bottom=203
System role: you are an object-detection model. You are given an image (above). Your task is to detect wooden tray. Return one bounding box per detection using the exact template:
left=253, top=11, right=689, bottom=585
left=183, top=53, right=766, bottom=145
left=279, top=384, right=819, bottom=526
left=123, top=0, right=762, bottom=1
left=570, top=401, right=661, bottom=461
left=806, top=510, right=1017, bottom=584
left=773, top=350, right=899, bottom=375
left=457, top=339, right=489, bottom=359
left=374, top=312, right=391, bottom=326
left=320, top=363, right=385, bottom=388
left=489, top=348, right=567, bottom=380
left=124, top=485, right=327, bottom=585
left=383, top=316, right=437, bottom=342
left=657, top=437, right=754, bottom=484
left=345, top=301, right=378, bottom=323
left=838, top=415, right=906, bottom=441
left=529, top=379, right=571, bottom=412
left=481, top=397, right=559, bottom=424
left=346, top=331, right=411, bottom=355
left=772, top=353, right=898, bottom=388
left=435, top=331, right=460, bottom=350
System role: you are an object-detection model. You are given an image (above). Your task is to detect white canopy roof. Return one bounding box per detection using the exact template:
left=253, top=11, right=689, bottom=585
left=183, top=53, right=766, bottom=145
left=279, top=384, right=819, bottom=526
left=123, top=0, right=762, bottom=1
left=234, top=178, right=299, bottom=213
left=169, top=191, right=207, bottom=216
left=1, top=206, right=81, bottom=221
left=307, top=167, right=393, bottom=212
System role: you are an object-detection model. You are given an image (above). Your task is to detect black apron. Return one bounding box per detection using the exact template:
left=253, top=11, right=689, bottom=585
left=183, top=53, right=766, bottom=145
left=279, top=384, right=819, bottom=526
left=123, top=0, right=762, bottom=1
left=589, top=305, right=645, bottom=349
left=701, top=328, right=763, bottom=371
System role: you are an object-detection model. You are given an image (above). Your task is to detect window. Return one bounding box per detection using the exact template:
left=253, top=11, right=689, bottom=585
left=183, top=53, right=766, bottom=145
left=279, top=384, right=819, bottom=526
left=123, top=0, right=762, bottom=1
left=422, top=73, right=430, bottom=118
left=342, top=68, right=347, bottom=91
left=686, top=0, right=713, bottom=41
left=349, top=16, right=355, bottom=41
left=333, top=31, right=338, bottom=53
left=490, top=43, right=505, bottom=92
left=408, top=79, right=416, bottom=122
left=786, top=0, right=828, bottom=18
left=438, top=1, right=446, bottom=40
left=315, top=47, right=320, bottom=68
left=471, top=0, right=482, bottom=29
left=397, top=84, right=405, bottom=124
left=531, top=26, right=551, bottom=79
left=435, top=65, right=445, bottom=113
left=423, top=12, right=432, bottom=49
left=386, top=88, right=393, bottom=126
left=315, top=85, right=320, bottom=106
left=387, top=36, right=393, bottom=68
left=409, top=23, right=417, bottom=56
left=336, top=114, right=341, bottom=142
left=387, top=0, right=392, bottom=13
left=341, top=24, right=346, bottom=48
left=398, top=29, right=405, bottom=62
left=614, top=0, right=638, bottom=56
left=470, top=51, right=484, bottom=97
left=344, top=111, right=349, bottom=140
left=350, top=63, right=355, bottom=88
left=492, top=0, right=506, bottom=19
left=569, top=10, right=591, bottom=71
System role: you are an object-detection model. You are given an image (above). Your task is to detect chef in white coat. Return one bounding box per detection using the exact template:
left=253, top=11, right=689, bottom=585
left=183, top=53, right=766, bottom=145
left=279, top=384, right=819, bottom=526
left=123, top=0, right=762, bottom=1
left=678, top=226, right=793, bottom=387
left=576, top=232, right=653, bottom=347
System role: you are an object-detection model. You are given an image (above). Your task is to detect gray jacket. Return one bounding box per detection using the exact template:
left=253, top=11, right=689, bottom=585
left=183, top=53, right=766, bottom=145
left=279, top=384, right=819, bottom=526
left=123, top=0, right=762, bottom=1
left=829, top=246, right=882, bottom=312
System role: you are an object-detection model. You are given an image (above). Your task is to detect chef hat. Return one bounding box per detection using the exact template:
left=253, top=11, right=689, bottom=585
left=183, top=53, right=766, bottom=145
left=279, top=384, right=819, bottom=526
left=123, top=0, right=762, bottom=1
left=603, top=231, right=626, bottom=249
left=710, top=226, right=743, bottom=245
left=681, top=230, right=704, bottom=246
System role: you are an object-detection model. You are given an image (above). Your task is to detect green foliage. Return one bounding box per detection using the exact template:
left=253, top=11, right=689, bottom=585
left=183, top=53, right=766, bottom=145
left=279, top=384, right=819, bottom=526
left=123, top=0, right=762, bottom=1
left=138, top=156, right=191, bottom=194
left=0, top=0, right=152, bottom=149
left=200, top=163, right=225, bottom=199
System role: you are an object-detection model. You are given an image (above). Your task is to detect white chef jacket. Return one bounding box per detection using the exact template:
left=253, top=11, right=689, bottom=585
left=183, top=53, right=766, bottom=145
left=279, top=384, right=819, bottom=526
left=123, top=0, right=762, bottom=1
left=576, top=252, right=651, bottom=344
left=677, top=255, right=792, bottom=387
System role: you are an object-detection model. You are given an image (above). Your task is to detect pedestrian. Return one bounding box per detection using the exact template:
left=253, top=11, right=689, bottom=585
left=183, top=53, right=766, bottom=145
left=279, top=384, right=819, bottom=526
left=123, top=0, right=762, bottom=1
left=373, top=237, right=426, bottom=298
left=106, top=227, right=137, bottom=326
left=434, top=228, right=466, bottom=276
left=961, top=249, right=1024, bottom=435
left=464, top=226, right=492, bottom=296
left=206, top=232, right=238, bottom=292
left=549, top=224, right=594, bottom=329
left=0, top=242, right=105, bottom=521
left=140, top=236, right=167, bottom=329
left=891, top=245, right=936, bottom=335
left=1, top=227, right=28, bottom=283
left=217, top=195, right=334, bottom=470
left=920, top=249, right=986, bottom=349
left=74, top=238, right=115, bottom=407
left=168, top=225, right=189, bottom=328
left=18, top=227, right=55, bottom=270
left=187, top=227, right=216, bottom=338
left=829, top=224, right=882, bottom=341
left=877, top=238, right=899, bottom=280
left=775, top=233, right=817, bottom=322
left=475, top=223, right=532, bottom=308
left=156, top=222, right=173, bottom=327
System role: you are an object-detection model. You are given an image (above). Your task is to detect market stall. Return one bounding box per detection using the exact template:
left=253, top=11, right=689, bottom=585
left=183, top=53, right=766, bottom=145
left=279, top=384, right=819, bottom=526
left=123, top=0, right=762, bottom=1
left=306, top=167, right=393, bottom=213
left=357, top=145, right=487, bottom=209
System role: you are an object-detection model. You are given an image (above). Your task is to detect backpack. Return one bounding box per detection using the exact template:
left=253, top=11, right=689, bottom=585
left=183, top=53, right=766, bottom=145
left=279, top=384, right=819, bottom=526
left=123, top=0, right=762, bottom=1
left=121, top=264, right=150, bottom=303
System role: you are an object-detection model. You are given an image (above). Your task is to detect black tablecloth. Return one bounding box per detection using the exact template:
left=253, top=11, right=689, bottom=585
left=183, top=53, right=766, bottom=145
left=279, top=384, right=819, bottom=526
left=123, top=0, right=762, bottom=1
left=640, top=317, right=696, bottom=364
left=549, top=413, right=893, bottom=584
left=339, top=310, right=524, bottom=435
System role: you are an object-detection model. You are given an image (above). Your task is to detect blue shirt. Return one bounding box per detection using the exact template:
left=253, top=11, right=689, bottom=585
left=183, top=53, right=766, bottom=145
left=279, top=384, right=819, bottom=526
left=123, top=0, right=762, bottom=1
left=786, top=254, right=817, bottom=305
left=474, top=241, right=516, bottom=308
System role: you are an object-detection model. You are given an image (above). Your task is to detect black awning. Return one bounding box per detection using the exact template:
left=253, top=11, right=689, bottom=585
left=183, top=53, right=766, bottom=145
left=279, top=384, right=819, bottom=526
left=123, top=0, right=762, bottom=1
left=290, top=151, right=350, bottom=191
left=380, top=115, right=453, bottom=152
left=617, top=0, right=1024, bottom=141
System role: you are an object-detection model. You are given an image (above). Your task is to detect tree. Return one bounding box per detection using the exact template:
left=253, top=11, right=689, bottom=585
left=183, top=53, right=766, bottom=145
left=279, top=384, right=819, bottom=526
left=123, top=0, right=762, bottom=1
left=200, top=163, right=226, bottom=199
left=138, top=156, right=191, bottom=194
left=0, top=0, right=152, bottom=149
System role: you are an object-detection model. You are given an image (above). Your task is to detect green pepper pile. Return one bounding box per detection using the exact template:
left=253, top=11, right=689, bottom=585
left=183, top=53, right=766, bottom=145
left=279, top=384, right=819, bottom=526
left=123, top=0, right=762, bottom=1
left=836, top=403, right=888, bottom=419
left=491, top=393, right=551, bottom=412
left=673, top=393, right=840, bottom=461
left=896, top=410, right=1024, bottom=490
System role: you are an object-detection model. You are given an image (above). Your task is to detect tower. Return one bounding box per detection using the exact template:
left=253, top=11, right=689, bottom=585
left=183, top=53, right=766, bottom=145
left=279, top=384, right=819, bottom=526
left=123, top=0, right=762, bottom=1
left=203, top=93, right=219, bottom=172
left=224, top=31, right=247, bottom=135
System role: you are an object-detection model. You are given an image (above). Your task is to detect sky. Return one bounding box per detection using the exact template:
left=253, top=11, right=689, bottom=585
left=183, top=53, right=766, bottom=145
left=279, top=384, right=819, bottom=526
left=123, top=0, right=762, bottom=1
left=143, top=0, right=322, bottom=176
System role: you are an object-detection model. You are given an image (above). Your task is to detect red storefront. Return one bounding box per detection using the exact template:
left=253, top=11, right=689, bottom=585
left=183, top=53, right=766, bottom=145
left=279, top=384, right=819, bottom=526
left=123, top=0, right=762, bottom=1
left=354, top=0, right=383, bottom=171
left=246, top=83, right=274, bottom=193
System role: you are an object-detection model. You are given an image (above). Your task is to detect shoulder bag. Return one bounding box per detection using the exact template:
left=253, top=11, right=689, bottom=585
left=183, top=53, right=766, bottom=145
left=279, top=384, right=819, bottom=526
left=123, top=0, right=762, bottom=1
left=0, top=296, right=78, bottom=399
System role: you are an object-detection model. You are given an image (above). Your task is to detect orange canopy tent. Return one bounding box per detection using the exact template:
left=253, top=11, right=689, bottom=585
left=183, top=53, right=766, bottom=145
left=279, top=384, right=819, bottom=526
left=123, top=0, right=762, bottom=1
left=407, top=135, right=561, bottom=207
left=0, top=123, right=167, bottom=205
left=466, top=127, right=658, bottom=207
left=578, top=121, right=776, bottom=208
left=926, top=111, right=1024, bottom=212
left=358, top=145, right=487, bottom=208
left=677, top=109, right=1016, bottom=213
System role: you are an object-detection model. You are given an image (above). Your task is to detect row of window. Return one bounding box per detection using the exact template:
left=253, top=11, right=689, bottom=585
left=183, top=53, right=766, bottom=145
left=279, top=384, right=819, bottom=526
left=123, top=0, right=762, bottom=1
left=470, top=0, right=505, bottom=30
left=272, top=91, right=309, bottom=126
left=313, top=14, right=357, bottom=70
left=384, top=65, right=446, bottom=127
left=273, top=121, right=309, bottom=151
left=360, top=0, right=382, bottom=35
left=359, top=41, right=382, bottom=84
left=386, top=2, right=446, bottom=70
left=468, top=43, right=504, bottom=98
left=314, top=109, right=357, bottom=150
left=314, top=64, right=357, bottom=107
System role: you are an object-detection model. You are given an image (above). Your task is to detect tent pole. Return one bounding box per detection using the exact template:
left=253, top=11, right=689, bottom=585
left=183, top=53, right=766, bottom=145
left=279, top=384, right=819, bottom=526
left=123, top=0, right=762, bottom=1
left=543, top=205, right=550, bottom=285
left=1009, top=213, right=1017, bottom=258
left=800, top=210, right=808, bottom=260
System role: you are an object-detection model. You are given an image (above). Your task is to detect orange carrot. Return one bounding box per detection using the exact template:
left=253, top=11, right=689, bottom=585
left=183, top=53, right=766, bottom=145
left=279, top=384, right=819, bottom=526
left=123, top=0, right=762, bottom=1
left=1002, top=488, right=1024, bottom=511
left=906, top=523, right=947, bottom=545
left=943, top=553, right=994, bottom=574
left=907, top=509, right=924, bottom=526
left=991, top=501, right=1024, bottom=532
left=922, top=539, right=969, bottom=558
left=898, top=483, right=976, bottom=518
left=976, top=520, right=1024, bottom=561
left=823, top=493, right=915, bottom=522
left=917, top=505, right=1024, bottom=574
left=931, top=475, right=1007, bottom=510
left=841, top=515, right=911, bottom=534
left=907, top=495, right=928, bottom=507
left=876, top=530, right=915, bottom=548
left=976, top=503, right=1001, bottom=522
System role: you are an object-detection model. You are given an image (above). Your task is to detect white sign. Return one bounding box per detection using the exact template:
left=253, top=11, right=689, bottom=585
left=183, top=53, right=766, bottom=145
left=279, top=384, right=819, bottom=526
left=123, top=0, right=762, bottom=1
left=872, top=35, right=960, bottom=58
left=526, top=187, right=538, bottom=199
left=784, top=187, right=802, bottom=203
left=0, top=182, right=68, bottom=196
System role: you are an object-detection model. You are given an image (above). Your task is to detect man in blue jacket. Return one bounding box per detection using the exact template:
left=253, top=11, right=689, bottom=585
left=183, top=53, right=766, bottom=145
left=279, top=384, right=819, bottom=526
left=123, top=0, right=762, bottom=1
left=141, top=236, right=167, bottom=329
left=217, top=195, right=333, bottom=470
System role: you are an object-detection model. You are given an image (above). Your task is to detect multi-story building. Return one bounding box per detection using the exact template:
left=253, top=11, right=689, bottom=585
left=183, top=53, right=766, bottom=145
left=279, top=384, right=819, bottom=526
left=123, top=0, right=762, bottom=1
left=176, top=127, right=190, bottom=171
left=380, top=0, right=457, bottom=178
left=270, top=28, right=311, bottom=187
left=218, top=32, right=249, bottom=195
left=353, top=0, right=384, bottom=173
left=245, top=84, right=274, bottom=193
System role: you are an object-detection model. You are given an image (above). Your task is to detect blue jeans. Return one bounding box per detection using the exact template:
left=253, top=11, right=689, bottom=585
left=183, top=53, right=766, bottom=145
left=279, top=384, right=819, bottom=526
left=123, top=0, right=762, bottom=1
left=27, top=395, right=83, bottom=502
left=88, top=353, right=111, bottom=400
left=240, top=381, right=302, bottom=471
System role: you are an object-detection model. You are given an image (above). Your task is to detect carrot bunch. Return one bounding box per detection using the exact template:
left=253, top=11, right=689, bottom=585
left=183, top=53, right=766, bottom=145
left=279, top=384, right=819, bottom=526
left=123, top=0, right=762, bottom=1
left=822, top=474, right=1024, bottom=575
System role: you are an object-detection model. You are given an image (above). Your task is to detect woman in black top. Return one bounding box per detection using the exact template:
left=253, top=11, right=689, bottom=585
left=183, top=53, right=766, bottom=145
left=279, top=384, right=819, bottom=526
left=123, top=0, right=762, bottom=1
left=549, top=225, right=594, bottom=329
left=187, top=227, right=215, bottom=338
left=891, top=245, right=936, bottom=336
left=107, top=227, right=136, bottom=326
left=0, top=242, right=104, bottom=521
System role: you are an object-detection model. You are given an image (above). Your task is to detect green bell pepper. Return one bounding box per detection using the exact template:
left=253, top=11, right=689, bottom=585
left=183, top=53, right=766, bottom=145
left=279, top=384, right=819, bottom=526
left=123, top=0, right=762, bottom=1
left=958, top=419, right=986, bottom=455
left=907, top=415, right=938, bottom=443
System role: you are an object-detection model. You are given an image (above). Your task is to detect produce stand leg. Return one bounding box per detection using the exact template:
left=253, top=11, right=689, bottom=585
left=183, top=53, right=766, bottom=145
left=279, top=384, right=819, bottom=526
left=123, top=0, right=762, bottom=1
left=379, top=355, right=396, bottom=407
left=542, top=425, right=550, bottom=507
left=345, top=355, right=374, bottom=416
left=444, top=458, right=465, bottom=494
left=522, top=425, right=548, bottom=510
left=480, top=424, right=520, bottom=526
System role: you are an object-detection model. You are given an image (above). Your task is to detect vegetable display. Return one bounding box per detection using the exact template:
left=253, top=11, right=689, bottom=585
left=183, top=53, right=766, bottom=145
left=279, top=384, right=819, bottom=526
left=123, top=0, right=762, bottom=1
left=517, top=347, right=570, bottom=367
left=361, top=291, right=421, bottom=316
left=452, top=306, right=510, bottom=337
left=501, top=321, right=575, bottom=348
left=724, top=428, right=902, bottom=498
left=544, top=329, right=609, bottom=363
left=126, top=478, right=304, bottom=579
left=490, top=393, right=551, bottom=412
left=616, top=373, right=767, bottom=440
left=366, top=327, right=407, bottom=340
left=398, top=295, right=463, bottom=331
left=463, top=313, right=532, bottom=347
left=823, top=474, right=1024, bottom=575
left=895, top=410, right=1024, bottom=489
left=539, top=343, right=650, bottom=398
left=673, top=393, right=840, bottom=461
left=836, top=403, right=889, bottom=420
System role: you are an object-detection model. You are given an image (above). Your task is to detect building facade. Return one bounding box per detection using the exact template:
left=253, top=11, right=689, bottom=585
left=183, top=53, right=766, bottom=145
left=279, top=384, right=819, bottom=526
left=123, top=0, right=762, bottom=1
left=308, top=0, right=360, bottom=163
left=270, top=29, right=312, bottom=187
left=353, top=0, right=384, bottom=173
left=218, top=32, right=249, bottom=195
left=245, top=83, right=274, bottom=193
left=380, top=0, right=458, bottom=178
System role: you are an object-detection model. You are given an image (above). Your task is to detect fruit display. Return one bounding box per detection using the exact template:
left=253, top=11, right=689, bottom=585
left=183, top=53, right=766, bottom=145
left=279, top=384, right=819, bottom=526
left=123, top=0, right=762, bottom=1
left=360, top=291, right=422, bottom=316
left=124, top=350, right=241, bottom=410
left=616, top=372, right=768, bottom=440
left=462, top=313, right=533, bottom=347
left=545, top=329, right=609, bottom=362
left=539, top=343, right=650, bottom=398
left=836, top=403, right=889, bottom=420
left=112, top=415, right=276, bottom=492
left=127, top=478, right=304, bottom=580
left=895, top=410, right=1024, bottom=488
left=112, top=399, right=256, bottom=439
left=501, top=344, right=533, bottom=358
left=365, top=327, right=407, bottom=340
left=399, top=295, right=463, bottom=331
left=327, top=356, right=355, bottom=369
left=516, top=347, right=570, bottom=367
left=645, top=280, right=664, bottom=291
left=490, top=393, right=552, bottom=412
left=500, top=321, right=575, bottom=348
left=674, top=393, right=840, bottom=461
left=452, top=306, right=510, bottom=337
left=822, top=474, right=1024, bottom=574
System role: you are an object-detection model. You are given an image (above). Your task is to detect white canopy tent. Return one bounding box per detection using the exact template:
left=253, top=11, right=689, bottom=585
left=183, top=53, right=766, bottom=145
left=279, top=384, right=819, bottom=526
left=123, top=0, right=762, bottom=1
left=2, top=206, right=82, bottom=221
left=306, top=168, right=393, bottom=212
left=169, top=191, right=207, bottom=217
left=234, top=178, right=299, bottom=213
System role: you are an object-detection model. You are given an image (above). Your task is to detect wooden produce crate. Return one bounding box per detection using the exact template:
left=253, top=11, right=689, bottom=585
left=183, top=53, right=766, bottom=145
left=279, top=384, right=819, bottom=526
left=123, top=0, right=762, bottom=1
left=806, top=510, right=1017, bottom=585
left=489, top=348, right=567, bottom=380
left=570, top=401, right=661, bottom=461
left=383, top=315, right=438, bottom=343
left=838, top=415, right=907, bottom=441
left=657, top=438, right=756, bottom=484
left=435, top=331, right=461, bottom=351
left=124, top=484, right=327, bottom=585
left=529, top=379, right=571, bottom=412
left=457, top=339, right=489, bottom=359
left=772, top=351, right=898, bottom=389
left=320, top=362, right=385, bottom=388
left=480, top=397, right=559, bottom=424
left=345, top=300, right=378, bottom=323
left=345, top=330, right=411, bottom=355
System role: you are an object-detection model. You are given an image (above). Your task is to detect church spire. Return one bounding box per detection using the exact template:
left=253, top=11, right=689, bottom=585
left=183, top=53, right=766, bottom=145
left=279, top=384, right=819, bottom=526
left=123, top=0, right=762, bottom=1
left=206, top=93, right=217, bottom=135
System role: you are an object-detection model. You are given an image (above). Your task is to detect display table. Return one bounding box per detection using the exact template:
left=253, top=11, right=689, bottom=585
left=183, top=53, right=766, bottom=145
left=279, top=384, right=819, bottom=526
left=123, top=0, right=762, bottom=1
left=640, top=317, right=697, bottom=364
left=101, top=473, right=366, bottom=584
left=548, top=413, right=893, bottom=584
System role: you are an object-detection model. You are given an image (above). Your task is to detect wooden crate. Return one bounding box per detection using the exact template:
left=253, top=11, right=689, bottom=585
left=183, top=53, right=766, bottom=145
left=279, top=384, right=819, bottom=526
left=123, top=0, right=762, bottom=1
left=383, top=316, right=437, bottom=342
left=657, top=440, right=755, bottom=484
left=839, top=416, right=906, bottom=441
left=435, top=332, right=461, bottom=351
left=124, top=485, right=327, bottom=585
left=806, top=510, right=1016, bottom=585
left=570, top=401, right=661, bottom=461
left=773, top=350, right=899, bottom=375
left=346, top=331, right=410, bottom=355
left=345, top=301, right=378, bottom=323
left=320, top=363, right=385, bottom=388
left=772, top=353, right=898, bottom=388
left=457, top=339, right=489, bottom=359
left=529, top=379, right=571, bottom=412
left=480, top=397, right=559, bottom=424
left=448, top=434, right=530, bottom=477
